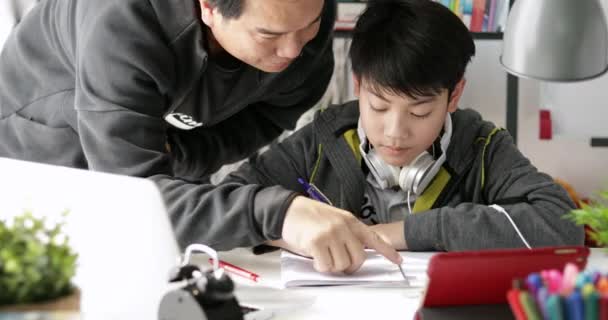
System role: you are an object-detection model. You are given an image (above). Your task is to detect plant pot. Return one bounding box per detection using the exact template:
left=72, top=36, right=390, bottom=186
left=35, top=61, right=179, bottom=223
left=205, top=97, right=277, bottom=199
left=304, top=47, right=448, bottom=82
left=0, top=287, right=80, bottom=312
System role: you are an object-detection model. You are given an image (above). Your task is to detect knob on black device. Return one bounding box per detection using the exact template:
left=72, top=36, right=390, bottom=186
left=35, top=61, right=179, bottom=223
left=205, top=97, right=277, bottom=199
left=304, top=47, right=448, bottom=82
left=158, top=244, right=244, bottom=320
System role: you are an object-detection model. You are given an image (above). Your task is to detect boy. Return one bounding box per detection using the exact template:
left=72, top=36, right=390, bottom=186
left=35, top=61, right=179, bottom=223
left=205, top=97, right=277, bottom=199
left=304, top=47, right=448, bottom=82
left=224, top=0, right=584, bottom=273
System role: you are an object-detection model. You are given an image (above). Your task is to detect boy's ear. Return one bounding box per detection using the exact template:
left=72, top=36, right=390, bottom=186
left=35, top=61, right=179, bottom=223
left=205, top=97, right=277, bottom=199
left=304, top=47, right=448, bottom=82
left=199, top=0, right=216, bottom=27
left=447, top=78, right=466, bottom=113
left=352, top=74, right=361, bottom=97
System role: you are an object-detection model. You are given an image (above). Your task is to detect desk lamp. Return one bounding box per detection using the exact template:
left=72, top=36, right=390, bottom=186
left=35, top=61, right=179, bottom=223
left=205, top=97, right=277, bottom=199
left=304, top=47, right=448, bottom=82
left=501, top=0, right=608, bottom=82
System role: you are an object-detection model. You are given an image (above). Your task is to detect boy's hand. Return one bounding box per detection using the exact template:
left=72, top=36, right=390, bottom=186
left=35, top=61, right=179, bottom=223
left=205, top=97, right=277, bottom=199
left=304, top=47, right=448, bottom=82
left=369, top=221, right=408, bottom=250
left=279, top=196, right=402, bottom=273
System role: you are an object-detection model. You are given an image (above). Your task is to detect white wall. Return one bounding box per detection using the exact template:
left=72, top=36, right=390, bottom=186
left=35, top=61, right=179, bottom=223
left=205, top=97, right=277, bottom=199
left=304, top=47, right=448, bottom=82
left=460, top=40, right=511, bottom=128
left=461, top=39, right=608, bottom=198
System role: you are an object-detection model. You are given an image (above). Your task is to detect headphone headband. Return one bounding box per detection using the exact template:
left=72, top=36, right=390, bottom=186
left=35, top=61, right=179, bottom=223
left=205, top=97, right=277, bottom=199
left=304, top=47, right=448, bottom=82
left=358, top=113, right=453, bottom=195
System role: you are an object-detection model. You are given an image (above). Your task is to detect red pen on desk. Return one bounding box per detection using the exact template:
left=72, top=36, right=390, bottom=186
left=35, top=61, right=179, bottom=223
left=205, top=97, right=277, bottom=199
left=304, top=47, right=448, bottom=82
left=209, top=258, right=260, bottom=282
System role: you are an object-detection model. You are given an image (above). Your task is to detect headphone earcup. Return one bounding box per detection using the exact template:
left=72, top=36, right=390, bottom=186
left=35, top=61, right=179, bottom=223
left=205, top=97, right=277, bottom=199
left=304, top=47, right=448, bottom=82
left=364, top=149, right=400, bottom=189
left=399, top=152, right=435, bottom=194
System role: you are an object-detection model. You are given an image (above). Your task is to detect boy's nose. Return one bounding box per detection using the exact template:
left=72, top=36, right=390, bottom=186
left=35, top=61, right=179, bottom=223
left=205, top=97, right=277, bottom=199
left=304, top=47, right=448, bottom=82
left=384, top=116, right=410, bottom=140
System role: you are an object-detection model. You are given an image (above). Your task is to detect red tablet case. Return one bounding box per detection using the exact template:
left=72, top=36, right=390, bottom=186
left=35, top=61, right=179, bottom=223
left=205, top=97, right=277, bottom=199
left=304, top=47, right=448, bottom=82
left=421, top=246, right=590, bottom=307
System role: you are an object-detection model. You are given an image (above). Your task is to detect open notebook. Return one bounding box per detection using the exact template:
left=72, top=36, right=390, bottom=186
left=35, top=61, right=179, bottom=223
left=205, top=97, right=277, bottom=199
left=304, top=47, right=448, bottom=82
left=280, top=250, right=435, bottom=288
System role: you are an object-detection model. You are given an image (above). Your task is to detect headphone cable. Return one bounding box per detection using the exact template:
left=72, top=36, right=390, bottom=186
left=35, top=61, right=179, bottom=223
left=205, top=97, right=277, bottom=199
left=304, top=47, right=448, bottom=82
left=489, top=204, right=532, bottom=249
left=407, top=191, right=413, bottom=215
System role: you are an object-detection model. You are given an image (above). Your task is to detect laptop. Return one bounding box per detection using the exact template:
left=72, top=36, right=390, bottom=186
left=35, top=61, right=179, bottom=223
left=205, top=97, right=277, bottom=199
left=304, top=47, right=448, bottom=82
left=0, top=157, right=278, bottom=320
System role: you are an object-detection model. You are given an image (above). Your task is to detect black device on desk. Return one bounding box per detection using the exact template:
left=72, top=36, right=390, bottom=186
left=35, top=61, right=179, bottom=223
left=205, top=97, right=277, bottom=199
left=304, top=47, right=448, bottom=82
left=158, top=244, right=249, bottom=320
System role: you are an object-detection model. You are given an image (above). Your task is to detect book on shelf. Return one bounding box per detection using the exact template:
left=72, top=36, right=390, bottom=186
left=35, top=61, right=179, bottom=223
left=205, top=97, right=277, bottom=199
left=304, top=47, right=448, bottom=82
left=470, top=0, right=485, bottom=32
left=335, top=0, right=508, bottom=33
left=335, top=1, right=366, bottom=31
left=461, top=0, right=473, bottom=30
left=432, top=0, right=508, bottom=33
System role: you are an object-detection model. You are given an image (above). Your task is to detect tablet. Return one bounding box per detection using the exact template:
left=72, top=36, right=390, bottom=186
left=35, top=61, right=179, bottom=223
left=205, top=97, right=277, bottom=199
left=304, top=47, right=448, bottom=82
left=421, top=246, right=590, bottom=307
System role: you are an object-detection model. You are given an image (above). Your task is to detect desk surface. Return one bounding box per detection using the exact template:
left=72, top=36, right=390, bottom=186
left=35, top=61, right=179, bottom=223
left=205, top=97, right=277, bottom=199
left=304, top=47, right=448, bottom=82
left=218, top=248, right=608, bottom=320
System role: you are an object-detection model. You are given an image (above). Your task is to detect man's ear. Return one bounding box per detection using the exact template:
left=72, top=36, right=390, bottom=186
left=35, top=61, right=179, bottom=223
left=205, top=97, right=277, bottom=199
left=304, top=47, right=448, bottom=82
left=447, top=78, right=466, bottom=113
left=353, top=74, right=361, bottom=97
left=199, top=0, right=216, bottom=27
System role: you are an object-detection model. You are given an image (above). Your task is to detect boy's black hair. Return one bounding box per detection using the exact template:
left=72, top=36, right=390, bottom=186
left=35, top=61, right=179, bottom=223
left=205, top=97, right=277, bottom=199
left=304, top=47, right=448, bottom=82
left=349, top=0, right=475, bottom=99
left=207, top=0, right=243, bottom=19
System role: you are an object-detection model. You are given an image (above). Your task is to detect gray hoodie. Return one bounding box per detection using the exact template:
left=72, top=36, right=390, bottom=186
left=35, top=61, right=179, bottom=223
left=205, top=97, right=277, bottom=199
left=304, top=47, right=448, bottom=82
left=0, top=0, right=335, bottom=249
left=225, top=102, right=584, bottom=251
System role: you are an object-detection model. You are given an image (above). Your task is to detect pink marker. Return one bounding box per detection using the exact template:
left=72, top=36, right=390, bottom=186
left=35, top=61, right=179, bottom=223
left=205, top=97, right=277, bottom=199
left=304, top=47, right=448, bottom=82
left=547, top=269, right=563, bottom=294
left=560, top=263, right=579, bottom=295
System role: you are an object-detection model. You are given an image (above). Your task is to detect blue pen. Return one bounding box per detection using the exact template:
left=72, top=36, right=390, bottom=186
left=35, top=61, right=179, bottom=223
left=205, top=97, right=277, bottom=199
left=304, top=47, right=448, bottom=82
left=297, top=178, right=333, bottom=205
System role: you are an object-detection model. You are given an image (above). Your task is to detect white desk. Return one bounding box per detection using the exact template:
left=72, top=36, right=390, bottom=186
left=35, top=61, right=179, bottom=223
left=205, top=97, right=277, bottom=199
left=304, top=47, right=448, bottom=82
left=218, top=248, right=608, bottom=320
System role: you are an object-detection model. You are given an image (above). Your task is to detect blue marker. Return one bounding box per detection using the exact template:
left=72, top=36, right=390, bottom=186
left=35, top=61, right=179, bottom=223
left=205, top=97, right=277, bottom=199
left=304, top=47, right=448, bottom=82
left=565, top=291, right=584, bottom=320
left=526, top=273, right=543, bottom=296
left=297, top=178, right=333, bottom=205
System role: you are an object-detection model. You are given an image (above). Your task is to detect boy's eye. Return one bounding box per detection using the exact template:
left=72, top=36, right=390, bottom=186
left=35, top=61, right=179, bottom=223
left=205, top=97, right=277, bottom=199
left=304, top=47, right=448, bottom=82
left=412, top=112, right=431, bottom=119
left=370, top=104, right=387, bottom=112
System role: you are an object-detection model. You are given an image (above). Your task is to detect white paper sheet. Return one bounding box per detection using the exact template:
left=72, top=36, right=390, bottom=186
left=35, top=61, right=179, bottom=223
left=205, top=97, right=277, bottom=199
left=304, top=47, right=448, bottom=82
left=280, top=250, right=434, bottom=288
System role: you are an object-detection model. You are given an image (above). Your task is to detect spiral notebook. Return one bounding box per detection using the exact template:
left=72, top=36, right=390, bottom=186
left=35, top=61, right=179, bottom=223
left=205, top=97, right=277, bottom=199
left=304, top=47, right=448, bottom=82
left=280, top=250, right=434, bottom=288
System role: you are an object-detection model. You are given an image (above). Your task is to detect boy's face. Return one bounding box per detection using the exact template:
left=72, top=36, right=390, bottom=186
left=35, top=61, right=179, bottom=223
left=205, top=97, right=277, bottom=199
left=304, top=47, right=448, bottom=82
left=354, top=77, right=465, bottom=167
left=200, top=0, right=324, bottom=73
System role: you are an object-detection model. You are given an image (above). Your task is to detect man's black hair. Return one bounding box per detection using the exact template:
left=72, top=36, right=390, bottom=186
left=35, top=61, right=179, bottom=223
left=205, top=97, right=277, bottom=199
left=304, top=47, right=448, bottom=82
left=349, top=0, right=476, bottom=99
left=207, top=0, right=243, bottom=19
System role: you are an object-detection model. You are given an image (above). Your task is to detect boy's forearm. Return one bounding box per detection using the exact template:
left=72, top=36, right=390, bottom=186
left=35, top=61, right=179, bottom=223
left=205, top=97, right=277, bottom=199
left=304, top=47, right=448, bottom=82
left=403, top=201, right=583, bottom=251
left=369, top=221, right=408, bottom=250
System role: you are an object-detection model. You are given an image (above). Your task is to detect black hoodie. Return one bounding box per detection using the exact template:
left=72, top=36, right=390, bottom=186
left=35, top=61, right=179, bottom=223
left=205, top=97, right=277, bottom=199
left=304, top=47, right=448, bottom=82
left=0, top=0, right=335, bottom=249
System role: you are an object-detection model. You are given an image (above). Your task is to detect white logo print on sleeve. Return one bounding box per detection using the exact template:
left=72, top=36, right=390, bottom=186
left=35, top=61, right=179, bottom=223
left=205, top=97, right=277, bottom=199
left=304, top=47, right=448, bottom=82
left=164, top=113, right=204, bottom=130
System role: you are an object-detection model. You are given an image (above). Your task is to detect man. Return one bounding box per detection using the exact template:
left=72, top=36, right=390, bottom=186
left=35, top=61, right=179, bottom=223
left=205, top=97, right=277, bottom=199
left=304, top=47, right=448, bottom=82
left=0, top=0, right=398, bottom=257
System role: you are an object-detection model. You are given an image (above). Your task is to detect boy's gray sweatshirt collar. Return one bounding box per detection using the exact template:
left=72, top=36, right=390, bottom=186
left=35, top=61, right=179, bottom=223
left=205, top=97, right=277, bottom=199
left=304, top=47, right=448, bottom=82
left=315, top=101, right=484, bottom=177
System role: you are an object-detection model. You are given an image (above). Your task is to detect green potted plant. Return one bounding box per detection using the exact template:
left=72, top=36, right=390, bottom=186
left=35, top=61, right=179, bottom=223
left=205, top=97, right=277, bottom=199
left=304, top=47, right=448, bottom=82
left=0, top=211, right=79, bottom=312
left=566, top=190, right=608, bottom=250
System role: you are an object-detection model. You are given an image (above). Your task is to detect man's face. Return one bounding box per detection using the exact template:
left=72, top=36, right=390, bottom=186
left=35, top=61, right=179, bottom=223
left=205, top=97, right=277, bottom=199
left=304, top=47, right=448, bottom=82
left=200, top=0, right=324, bottom=73
left=355, top=77, right=464, bottom=167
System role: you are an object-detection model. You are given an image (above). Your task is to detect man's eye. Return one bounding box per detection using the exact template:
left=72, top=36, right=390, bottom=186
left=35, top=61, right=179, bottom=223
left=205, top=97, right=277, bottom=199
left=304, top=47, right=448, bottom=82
left=259, top=34, right=279, bottom=40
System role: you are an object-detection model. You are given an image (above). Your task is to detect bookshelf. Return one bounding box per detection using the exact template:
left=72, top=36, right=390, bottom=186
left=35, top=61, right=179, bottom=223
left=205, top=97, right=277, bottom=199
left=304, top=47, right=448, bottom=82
left=333, top=0, right=520, bottom=144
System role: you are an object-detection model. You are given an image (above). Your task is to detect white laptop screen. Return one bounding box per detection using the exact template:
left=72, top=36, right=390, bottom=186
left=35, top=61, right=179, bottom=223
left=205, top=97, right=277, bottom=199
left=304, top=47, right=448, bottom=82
left=0, top=158, right=180, bottom=319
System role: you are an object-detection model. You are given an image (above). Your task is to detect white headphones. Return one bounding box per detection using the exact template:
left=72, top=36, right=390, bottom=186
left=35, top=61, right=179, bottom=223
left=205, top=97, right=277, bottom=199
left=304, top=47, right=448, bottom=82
left=358, top=113, right=453, bottom=196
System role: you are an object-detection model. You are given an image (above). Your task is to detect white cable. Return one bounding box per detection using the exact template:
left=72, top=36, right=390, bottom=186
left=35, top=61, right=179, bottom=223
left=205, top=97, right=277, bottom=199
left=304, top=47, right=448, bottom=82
left=407, top=191, right=412, bottom=215
left=182, top=243, right=221, bottom=278
left=489, top=204, right=532, bottom=249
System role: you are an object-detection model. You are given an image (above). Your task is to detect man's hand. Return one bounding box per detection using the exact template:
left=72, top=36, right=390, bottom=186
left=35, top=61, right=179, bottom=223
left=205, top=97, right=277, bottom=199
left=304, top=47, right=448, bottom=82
left=369, top=221, right=408, bottom=250
left=277, top=196, right=402, bottom=274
